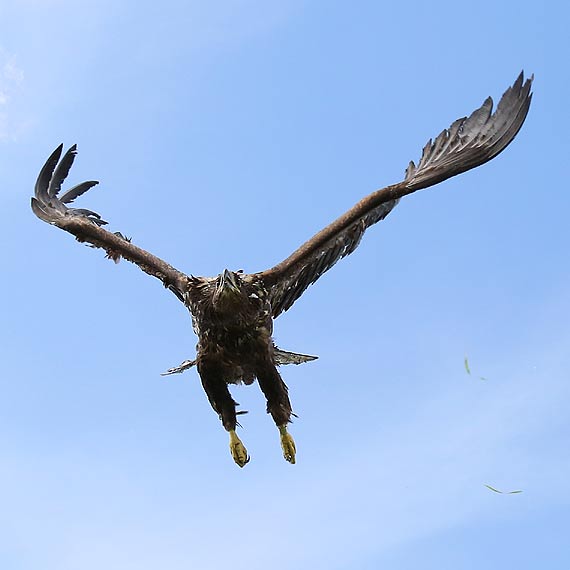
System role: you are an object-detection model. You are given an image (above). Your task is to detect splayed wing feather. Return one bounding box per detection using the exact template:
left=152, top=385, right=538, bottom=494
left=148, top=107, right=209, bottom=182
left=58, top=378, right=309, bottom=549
left=260, top=72, right=532, bottom=318
left=48, top=144, right=77, bottom=198
left=30, top=197, right=53, bottom=224
left=35, top=144, right=63, bottom=204
left=60, top=180, right=99, bottom=204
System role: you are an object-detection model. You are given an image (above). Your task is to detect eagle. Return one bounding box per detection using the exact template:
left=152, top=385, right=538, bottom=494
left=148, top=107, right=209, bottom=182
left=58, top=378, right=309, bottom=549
left=31, top=72, right=533, bottom=467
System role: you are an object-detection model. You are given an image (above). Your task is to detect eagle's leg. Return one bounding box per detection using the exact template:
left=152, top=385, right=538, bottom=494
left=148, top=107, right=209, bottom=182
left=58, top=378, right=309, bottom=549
left=256, top=362, right=296, bottom=464
left=197, top=358, right=249, bottom=468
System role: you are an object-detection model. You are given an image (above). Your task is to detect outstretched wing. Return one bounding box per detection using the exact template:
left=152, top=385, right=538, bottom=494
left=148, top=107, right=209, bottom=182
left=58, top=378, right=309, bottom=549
left=258, top=72, right=533, bottom=318
left=31, top=144, right=189, bottom=299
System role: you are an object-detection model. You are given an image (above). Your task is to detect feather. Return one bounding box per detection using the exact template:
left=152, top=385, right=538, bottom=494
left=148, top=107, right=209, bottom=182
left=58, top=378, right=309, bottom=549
left=273, top=348, right=318, bottom=365
left=48, top=144, right=77, bottom=198
left=30, top=197, right=54, bottom=224
left=68, top=208, right=108, bottom=226
left=60, top=180, right=99, bottom=204
left=34, top=143, right=63, bottom=203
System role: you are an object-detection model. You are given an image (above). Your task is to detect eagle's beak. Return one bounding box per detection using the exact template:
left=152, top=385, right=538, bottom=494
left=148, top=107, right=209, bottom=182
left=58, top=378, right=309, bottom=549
left=217, top=269, right=241, bottom=298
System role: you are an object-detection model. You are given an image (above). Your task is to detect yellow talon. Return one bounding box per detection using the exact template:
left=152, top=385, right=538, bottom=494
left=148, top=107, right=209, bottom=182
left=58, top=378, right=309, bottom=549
left=278, top=425, right=296, bottom=464
left=229, top=429, right=249, bottom=467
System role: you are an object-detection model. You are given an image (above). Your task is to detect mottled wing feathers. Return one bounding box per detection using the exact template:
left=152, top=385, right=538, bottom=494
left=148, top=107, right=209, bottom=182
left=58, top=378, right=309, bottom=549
left=31, top=145, right=189, bottom=297
left=260, top=72, right=533, bottom=318
left=260, top=199, right=399, bottom=317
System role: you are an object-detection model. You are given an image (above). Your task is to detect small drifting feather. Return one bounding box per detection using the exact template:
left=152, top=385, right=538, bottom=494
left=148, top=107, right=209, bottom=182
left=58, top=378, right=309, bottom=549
left=485, top=484, right=523, bottom=494
left=464, top=356, right=488, bottom=380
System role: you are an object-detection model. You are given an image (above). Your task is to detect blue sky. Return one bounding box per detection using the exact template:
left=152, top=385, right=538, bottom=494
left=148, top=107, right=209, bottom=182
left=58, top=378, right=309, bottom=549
left=1, top=0, right=568, bottom=568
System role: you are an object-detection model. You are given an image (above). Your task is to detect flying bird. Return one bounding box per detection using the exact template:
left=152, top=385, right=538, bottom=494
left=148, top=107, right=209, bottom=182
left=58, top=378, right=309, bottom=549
left=31, top=72, right=533, bottom=467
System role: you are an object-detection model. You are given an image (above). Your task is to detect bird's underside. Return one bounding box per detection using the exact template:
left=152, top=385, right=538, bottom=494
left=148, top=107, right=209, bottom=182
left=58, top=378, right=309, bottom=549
left=31, top=72, right=533, bottom=467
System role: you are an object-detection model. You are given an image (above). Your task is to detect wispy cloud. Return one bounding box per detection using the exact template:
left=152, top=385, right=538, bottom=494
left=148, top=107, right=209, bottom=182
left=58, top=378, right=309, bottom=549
left=0, top=47, right=25, bottom=140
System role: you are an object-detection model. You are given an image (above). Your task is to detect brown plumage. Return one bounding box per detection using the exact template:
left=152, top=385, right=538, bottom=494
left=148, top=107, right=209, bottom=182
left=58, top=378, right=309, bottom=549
left=31, top=72, right=533, bottom=467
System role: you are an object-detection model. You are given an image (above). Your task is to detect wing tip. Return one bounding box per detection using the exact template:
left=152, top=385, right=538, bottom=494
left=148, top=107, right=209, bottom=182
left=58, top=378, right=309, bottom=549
left=405, top=71, right=533, bottom=189
left=33, top=144, right=106, bottom=225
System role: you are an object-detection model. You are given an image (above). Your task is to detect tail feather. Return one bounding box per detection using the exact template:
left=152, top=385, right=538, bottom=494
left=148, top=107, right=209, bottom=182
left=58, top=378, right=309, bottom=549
left=273, top=347, right=318, bottom=366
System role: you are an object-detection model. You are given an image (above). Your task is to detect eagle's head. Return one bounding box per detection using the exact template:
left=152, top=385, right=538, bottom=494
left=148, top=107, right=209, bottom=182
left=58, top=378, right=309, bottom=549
left=212, top=269, right=246, bottom=310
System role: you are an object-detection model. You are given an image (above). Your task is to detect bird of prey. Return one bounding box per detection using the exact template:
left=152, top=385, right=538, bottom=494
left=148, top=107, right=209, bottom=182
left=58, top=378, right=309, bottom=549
left=31, top=72, right=533, bottom=467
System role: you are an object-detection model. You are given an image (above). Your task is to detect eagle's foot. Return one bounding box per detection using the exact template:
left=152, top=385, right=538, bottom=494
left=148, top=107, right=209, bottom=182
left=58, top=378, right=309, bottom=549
left=229, top=429, right=249, bottom=468
left=278, top=425, right=296, bottom=464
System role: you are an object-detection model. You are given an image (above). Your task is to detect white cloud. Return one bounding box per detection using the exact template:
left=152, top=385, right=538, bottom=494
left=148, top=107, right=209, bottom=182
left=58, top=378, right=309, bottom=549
left=0, top=47, right=25, bottom=140
left=3, top=57, right=24, bottom=85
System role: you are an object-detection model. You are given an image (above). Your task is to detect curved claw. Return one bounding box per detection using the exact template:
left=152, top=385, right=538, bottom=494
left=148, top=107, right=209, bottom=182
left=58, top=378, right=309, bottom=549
left=32, top=144, right=106, bottom=226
